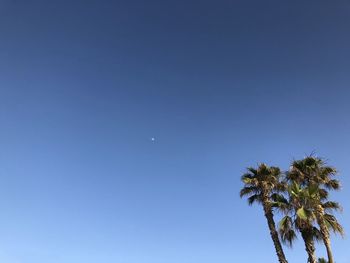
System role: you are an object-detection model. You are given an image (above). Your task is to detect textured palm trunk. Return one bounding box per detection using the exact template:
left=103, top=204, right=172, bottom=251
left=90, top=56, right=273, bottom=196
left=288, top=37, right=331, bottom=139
left=300, top=229, right=317, bottom=263
left=323, top=237, right=334, bottom=263
left=316, top=206, right=334, bottom=263
left=262, top=200, right=288, bottom=263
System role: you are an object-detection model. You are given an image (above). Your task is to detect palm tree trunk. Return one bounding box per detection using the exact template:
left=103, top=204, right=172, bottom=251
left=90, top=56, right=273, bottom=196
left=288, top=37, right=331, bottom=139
left=300, top=229, right=317, bottom=263
left=318, top=219, right=334, bottom=263
left=323, top=237, right=334, bottom=263
left=316, top=207, right=334, bottom=263
left=263, top=203, right=288, bottom=263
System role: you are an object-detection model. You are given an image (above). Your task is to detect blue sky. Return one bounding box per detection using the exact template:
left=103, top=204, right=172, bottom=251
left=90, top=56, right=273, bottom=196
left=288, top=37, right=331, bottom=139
left=0, top=0, right=350, bottom=262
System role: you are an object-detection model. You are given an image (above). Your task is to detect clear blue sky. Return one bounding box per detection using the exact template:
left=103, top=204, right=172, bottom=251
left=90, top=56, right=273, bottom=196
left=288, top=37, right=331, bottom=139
left=0, top=0, right=349, bottom=262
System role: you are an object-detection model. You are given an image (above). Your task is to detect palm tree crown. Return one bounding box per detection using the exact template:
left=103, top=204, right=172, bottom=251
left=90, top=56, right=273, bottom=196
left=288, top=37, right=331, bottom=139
left=240, top=164, right=286, bottom=205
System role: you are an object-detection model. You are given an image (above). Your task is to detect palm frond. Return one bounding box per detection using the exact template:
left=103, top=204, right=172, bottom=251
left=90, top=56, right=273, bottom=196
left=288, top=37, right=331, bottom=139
left=322, top=201, right=342, bottom=213
left=279, top=216, right=297, bottom=247
left=239, top=186, right=259, bottom=198
left=271, top=193, right=289, bottom=212
left=324, top=179, right=341, bottom=191
left=247, top=194, right=261, bottom=206
left=323, top=213, right=344, bottom=237
left=312, top=227, right=323, bottom=242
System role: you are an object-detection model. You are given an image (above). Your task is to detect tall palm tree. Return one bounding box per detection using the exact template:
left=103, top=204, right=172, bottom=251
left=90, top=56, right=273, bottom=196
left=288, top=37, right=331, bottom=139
left=274, top=183, right=321, bottom=263
left=276, top=185, right=344, bottom=263
left=288, top=156, right=344, bottom=263
left=240, top=164, right=288, bottom=263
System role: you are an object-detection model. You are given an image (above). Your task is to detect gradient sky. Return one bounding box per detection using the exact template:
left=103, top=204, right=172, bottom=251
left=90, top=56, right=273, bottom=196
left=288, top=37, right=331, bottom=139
left=0, top=0, right=350, bottom=262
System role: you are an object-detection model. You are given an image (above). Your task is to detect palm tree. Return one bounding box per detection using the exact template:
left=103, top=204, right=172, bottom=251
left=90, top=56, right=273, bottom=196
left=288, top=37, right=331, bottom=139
left=276, top=185, right=344, bottom=263
left=288, top=157, right=344, bottom=263
left=240, top=164, right=288, bottom=263
left=274, top=183, right=321, bottom=263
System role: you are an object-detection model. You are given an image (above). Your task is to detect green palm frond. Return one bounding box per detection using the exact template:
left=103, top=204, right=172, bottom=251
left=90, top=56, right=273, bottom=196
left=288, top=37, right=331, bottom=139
left=297, top=206, right=314, bottom=221
left=323, top=213, right=344, bottom=237
left=271, top=193, right=289, bottom=212
left=279, top=216, right=297, bottom=247
left=289, top=181, right=301, bottom=197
